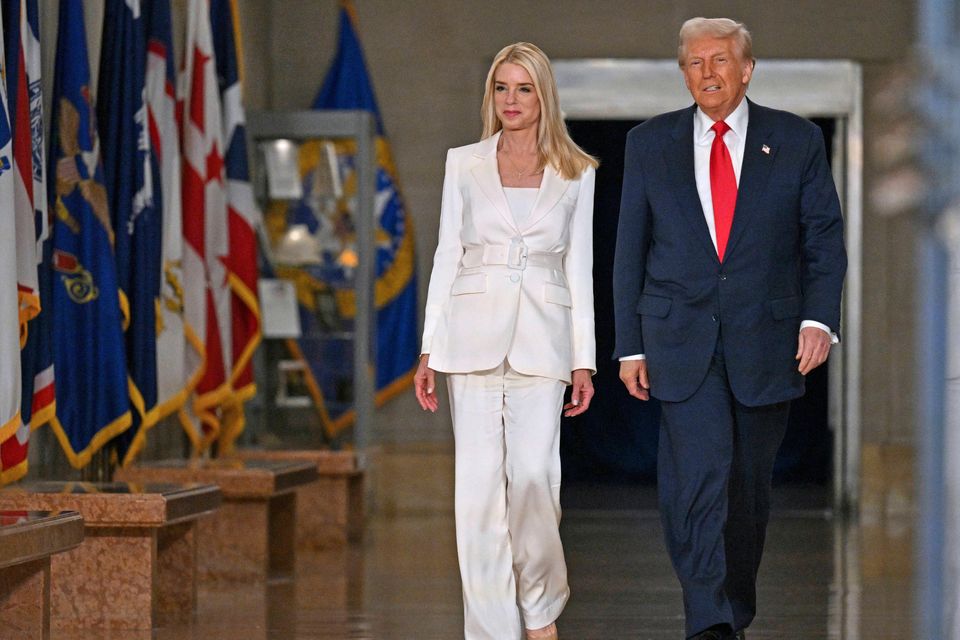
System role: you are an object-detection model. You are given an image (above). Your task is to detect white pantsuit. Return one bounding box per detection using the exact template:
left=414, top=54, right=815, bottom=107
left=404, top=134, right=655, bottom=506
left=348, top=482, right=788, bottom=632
left=421, top=132, right=596, bottom=639
left=449, top=363, right=567, bottom=638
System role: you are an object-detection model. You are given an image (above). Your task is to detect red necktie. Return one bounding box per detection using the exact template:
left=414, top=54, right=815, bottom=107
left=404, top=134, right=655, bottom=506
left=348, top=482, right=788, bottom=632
left=710, top=120, right=737, bottom=262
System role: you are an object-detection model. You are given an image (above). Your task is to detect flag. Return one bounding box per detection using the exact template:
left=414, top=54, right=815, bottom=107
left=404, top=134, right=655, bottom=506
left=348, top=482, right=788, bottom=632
left=179, top=0, right=231, bottom=449
left=21, top=0, right=54, bottom=434
left=211, top=0, right=261, bottom=454
left=145, top=0, right=196, bottom=434
left=2, top=0, right=39, bottom=334
left=96, top=0, right=153, bottom=459
left=22, top=0, right=44, bottom=253
left=266, top=1, right=418, bottom=435
left=0, top=0, right=45, bottom=485
left=97, top=0, right=162, bottom=465
left=0, top=6, right=24, bottom=462
left=46, top=0, right=131, bottom=467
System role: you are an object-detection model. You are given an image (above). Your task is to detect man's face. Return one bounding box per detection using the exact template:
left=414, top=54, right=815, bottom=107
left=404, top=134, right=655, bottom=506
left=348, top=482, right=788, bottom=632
left=681, top=36, right=753, bottom=121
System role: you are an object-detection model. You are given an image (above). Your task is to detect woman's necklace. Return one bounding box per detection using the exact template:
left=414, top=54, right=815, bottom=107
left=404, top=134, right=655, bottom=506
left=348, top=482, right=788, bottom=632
left=500, top=148, right=541, bottom=178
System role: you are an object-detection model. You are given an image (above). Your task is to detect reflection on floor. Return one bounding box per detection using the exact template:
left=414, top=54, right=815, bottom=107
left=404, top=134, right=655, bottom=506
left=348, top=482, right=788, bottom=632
left=50, top=482, right=912, bottom=639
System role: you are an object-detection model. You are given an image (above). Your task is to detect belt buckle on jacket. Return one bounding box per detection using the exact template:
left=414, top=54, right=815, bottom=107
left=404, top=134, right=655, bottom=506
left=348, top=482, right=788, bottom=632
left=508, top=237, right=528, bottom=271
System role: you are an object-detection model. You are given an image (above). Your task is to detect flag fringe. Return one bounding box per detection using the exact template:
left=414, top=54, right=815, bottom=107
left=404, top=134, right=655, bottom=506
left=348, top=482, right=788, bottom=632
left=47, top=410, right=132, bottom=470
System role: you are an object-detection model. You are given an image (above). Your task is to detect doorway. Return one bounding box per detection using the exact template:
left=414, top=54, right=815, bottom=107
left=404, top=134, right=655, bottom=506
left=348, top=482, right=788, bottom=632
left=554, top=60, right=863, bottom=512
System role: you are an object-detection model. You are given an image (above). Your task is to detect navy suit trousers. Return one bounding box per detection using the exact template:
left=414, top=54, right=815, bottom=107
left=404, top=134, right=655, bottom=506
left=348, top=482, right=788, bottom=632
left=657, top=333, right=790, bottom=638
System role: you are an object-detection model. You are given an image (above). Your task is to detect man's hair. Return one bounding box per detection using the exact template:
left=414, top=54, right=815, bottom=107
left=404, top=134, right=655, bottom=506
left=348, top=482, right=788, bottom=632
left=677, top=17, right=754, bottom=66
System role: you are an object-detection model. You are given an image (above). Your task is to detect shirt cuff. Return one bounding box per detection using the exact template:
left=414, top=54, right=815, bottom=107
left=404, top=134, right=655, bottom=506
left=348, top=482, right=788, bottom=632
left=800, top=320, right=839, bottom=345
left=619, top=354, right=646, bottom=361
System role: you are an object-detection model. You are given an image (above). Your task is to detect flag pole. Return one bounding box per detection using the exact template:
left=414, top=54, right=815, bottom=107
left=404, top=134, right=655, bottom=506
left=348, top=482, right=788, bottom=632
left=81, top=449, right=113, bottom=482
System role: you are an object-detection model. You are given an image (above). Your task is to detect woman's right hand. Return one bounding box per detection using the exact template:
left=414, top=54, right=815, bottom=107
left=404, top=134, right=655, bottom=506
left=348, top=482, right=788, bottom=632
left=414, top=354, right=439, bottom=412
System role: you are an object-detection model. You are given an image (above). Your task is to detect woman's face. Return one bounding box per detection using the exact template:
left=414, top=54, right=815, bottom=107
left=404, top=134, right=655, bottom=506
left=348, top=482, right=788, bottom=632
left=493, top=63, right=540, bottom=133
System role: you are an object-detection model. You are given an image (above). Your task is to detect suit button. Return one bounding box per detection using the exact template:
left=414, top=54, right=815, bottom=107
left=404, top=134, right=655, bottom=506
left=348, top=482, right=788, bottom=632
left=712, top=314, right=719, bottom=322
left=510, top=274, right=520, bottom=283
left=719, top=274, right=727, bottom=281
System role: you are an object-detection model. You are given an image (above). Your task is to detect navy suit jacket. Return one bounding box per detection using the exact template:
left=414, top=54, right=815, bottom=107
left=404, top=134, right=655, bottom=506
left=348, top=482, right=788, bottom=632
left=613, top=99, right=847, bottom=407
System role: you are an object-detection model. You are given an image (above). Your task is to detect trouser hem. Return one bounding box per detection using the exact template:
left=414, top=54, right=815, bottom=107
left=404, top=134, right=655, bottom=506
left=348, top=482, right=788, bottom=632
left=522, top=586, right=570, bottom=630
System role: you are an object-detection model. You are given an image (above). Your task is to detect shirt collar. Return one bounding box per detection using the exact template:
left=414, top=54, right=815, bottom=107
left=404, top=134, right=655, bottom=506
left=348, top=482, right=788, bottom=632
left=694, top=97, right=749, bottom=144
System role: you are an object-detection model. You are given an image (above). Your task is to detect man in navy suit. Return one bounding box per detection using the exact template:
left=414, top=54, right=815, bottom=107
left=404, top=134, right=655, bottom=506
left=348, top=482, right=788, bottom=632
left=613, top=17, right=847, bottom=640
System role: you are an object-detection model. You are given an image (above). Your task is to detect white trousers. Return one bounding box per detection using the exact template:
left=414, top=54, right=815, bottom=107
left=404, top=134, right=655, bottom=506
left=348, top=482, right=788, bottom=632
left=447, top=361, right=569, bottom=640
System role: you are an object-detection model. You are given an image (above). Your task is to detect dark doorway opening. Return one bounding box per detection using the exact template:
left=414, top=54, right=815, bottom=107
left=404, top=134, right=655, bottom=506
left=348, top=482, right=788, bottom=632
left=560, top=117, right=836, bottom=509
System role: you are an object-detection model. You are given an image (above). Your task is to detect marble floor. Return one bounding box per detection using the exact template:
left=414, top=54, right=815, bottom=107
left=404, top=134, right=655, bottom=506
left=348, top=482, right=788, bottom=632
left=54, top=482, right=914, bottom=639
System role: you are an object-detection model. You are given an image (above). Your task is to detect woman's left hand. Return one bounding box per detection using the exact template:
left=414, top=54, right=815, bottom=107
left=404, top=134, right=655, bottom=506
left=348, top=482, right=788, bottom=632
left=414, top=354, right=439, bottom=412
left=563, top=369, right=594, bottom=417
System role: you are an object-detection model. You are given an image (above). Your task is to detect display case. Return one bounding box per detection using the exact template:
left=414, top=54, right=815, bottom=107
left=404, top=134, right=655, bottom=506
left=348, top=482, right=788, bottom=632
left=246, top=110, right=377, bottom=451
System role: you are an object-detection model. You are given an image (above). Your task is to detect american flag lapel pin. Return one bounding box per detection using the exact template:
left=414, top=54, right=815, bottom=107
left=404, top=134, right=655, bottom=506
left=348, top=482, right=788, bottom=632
left=761, top=144, right=771, bottom=155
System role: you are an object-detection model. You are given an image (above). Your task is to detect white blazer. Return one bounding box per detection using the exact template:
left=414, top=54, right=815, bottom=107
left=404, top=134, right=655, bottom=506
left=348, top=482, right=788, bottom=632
left=421, top=131, right=596, bottom=383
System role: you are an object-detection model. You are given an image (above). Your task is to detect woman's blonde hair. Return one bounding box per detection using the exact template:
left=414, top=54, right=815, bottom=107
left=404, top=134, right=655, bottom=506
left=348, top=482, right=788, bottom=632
left=480, top=42, right=597, bottom=180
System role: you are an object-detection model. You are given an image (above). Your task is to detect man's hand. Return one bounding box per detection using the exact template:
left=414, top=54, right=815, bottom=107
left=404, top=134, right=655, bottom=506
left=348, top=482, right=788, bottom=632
left=564, top=369, right=595, bottom=417
left=619, top=359, right=650, bottom=400
left=796, top=326, right=832, bottom=375
left=414, top=354, right=439, bottom=412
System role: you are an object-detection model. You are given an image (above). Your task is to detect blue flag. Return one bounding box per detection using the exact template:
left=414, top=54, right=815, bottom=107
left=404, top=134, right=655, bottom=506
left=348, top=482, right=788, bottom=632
left=269, top=2, right=418, bottom=435
left=47, top=0, right=131, bottom=467
left=313, top=4, right=385, bottom=132
left=97, top=0, right=161, bottom=465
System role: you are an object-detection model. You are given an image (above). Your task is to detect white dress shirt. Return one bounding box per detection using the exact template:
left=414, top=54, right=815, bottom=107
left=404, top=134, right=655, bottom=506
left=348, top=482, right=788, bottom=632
left=620, top=98, right=834, bottom=362
left=694, top=98, right=748, bottom=250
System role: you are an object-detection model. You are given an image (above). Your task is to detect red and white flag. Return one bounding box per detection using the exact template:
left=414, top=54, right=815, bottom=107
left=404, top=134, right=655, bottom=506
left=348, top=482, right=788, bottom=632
left=1, top=0, right=44, bottom=484
left=0, top=6, right=24, bottom=472
left=179, top=0, right=231, bottom=447
left=10, top=2, right=38, bottom=332
left=212, top=0, right=261, bottom=452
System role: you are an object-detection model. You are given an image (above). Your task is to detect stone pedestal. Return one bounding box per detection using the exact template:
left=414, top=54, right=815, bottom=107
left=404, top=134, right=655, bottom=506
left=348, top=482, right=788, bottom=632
left=0, top=510, right=84, bottom=639
left=0, top=482, right=220, bottom=631
left=235, top=449, right=364, bottom=549
left=115, top=458, right=318, bottom=582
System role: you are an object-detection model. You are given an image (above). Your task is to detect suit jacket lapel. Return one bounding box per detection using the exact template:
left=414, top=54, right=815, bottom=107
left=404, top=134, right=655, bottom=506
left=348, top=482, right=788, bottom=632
left=469, top=131, right=518, bottom=232
left=665, top=106, right=718, bottom=261
left=520, top=166, right=568, bottom=233
left=725, top=99, right=778, bottom=260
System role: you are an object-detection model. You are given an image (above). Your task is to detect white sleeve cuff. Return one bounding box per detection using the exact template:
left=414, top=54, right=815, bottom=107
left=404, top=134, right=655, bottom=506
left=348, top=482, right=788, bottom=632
left=618, top=354, right=646, bottom=361
left=800, top=320, right=839, bottom=345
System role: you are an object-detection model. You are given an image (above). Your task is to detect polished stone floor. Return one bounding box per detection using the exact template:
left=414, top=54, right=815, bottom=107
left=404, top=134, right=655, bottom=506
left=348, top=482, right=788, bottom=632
left=54, top=482, right=914, bottom=639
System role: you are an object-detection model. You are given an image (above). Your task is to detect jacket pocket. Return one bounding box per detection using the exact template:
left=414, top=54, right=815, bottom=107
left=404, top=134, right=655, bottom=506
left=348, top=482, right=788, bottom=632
left=451, top=273, right=487, bottom=296
left=636, top=293, right=671, bottom=318
left=769, top=295, right=801, bottom=320
left=544, top=282, right=572, bottom=307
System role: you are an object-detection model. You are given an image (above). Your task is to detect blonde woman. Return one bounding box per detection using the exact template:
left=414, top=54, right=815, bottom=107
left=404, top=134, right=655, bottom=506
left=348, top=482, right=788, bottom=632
left=414, top=42, right=597, bottom=640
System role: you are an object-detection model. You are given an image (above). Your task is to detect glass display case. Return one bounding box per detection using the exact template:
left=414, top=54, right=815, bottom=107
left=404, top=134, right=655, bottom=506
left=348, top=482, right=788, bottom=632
left=246, top=110, right=378, bottom=450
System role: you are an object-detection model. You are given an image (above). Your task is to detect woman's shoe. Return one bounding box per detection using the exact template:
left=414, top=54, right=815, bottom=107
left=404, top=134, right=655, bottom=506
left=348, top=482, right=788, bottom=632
left=525, top=622, right=558, bottom=639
